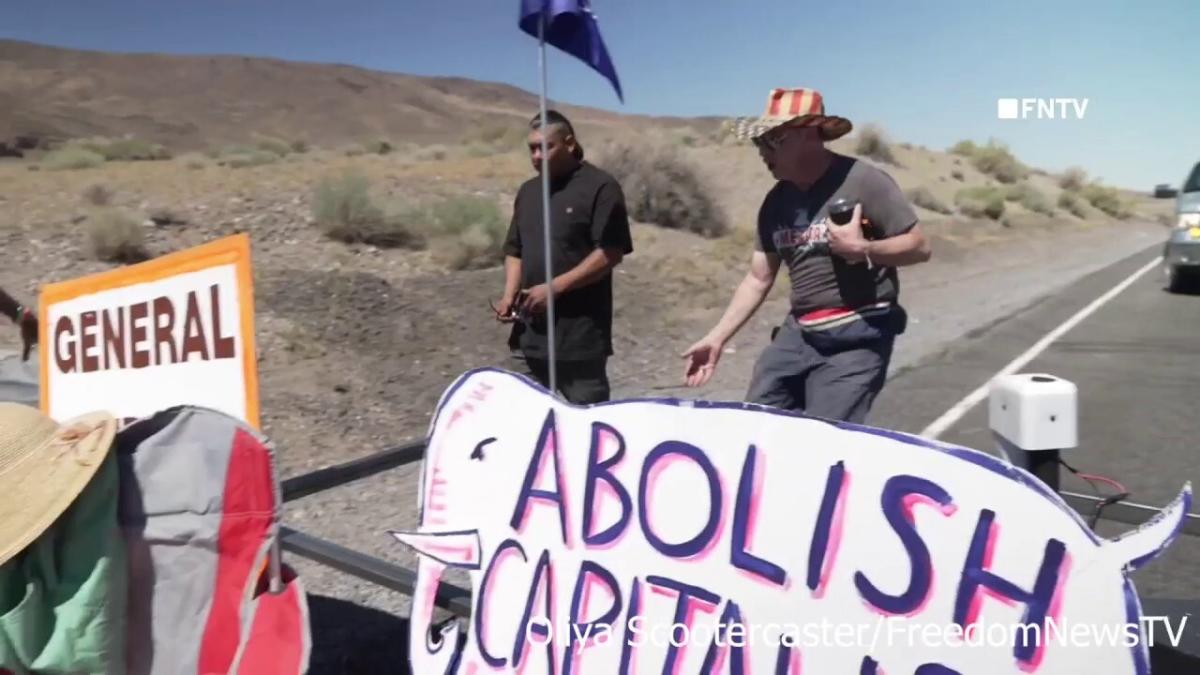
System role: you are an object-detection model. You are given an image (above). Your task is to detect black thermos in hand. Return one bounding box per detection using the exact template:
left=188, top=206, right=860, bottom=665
left=828, top=198, right=877, bottom=237
left=829, top=198, right=856, bottom=225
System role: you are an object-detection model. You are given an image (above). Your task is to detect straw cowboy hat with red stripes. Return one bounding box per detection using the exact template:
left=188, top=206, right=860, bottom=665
left=732, top=87, right=853, bottom=142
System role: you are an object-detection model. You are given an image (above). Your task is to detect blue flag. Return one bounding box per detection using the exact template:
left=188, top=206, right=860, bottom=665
left=519, top=0, right=623, bottom=103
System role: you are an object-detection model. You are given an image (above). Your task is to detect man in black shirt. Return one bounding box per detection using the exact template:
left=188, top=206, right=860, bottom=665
left=497, top=110, right=634, bottom=404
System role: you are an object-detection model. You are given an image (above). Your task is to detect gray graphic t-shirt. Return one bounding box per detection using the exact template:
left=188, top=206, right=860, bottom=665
left=755, top=154, right=919, bottom=316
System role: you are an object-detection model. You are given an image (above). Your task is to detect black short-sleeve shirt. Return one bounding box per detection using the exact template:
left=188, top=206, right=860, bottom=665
left=503, top=162, right=634, bottom=360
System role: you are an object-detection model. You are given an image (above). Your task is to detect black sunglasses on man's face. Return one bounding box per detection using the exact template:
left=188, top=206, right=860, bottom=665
left=753, top=125, right=816, bottom=151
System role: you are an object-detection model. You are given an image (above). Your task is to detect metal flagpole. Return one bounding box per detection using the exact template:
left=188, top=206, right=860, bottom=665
left=538, top=11, right=558, bottom=393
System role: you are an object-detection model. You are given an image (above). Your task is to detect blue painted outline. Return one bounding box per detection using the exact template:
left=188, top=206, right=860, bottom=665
left=412, top=367, right=1191, bottom=675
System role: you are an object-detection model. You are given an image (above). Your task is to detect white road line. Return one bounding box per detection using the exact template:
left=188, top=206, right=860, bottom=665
left=919, top=255, right=1163, bottom=440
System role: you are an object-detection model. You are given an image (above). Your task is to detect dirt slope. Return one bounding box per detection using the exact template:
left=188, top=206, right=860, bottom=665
left=0, top=39, right=718, bottom=151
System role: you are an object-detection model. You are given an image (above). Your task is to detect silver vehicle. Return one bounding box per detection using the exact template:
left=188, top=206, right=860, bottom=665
left=1165, top=160, right=1200, bottom=292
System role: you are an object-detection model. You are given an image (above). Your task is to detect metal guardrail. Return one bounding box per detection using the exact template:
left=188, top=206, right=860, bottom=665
left=279, top=526, right=473, bottom=617
left=281, top=441, right=425, bottom=502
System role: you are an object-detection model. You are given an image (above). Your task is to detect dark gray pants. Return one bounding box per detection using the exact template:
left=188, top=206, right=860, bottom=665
left=518, top=356, right=611, bottom=404
left=745, top=316, right=893, bottom=424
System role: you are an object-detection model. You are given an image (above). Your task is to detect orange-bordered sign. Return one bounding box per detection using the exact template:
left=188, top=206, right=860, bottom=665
left=38, top=234, right=260, bottom=428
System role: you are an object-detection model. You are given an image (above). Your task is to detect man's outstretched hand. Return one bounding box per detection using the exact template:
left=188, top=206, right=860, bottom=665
left=681, top=336, right=724, bottom=388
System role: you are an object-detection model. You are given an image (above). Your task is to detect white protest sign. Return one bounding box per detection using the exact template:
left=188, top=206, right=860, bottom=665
left=393, top=368, right=1190, bottom=675
left=39, top=234, right=260, bottom=427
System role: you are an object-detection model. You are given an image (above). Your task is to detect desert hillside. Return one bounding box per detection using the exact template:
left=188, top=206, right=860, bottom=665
left=0, top=40, right=1177, bottom=478
left=0, top=38, right=716, bottom=152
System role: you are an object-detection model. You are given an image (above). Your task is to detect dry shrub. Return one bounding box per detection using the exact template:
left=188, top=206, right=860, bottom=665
left=950, top=170, right=965, bottom=182
left=427, top=195, right=507, bottom=270
left=468, top=125, right=527, bottom=154
left=253, top=137, right=292, bottom=157
left=88, top=209, right=149, bottom=263
left=76, top=137, right=170, bottom=161
left=955, top=186, right=1006, bottom=220
left=1058, top=167, right=1087, bottom=191
left=969, top=141, right=1027, bottom=183
left=1081, top=183, right=1131, bottom=219
left=312, top=172, right=424, bottom=249
left=855, top=125, right=898, bottom=166
left=363, top=139, right=393, bottom=155
left=465, top=143, right=495, bottom=158
left=1057, top=191, right=1089, bottom=218
left=906, top=187, right=952, bottom=215
left=43, top=147, right=105, bottom=170
left=1005, top=183, right=1054, bottom=215
left=224, top=151, right=279, bottom=168
left=83, top=184, right=113, bottom=206
left=416, top=145, right=448, bottom=161
left=591, top=140, right=728, bottom=238
left=949, top=140, right=978, bottom=156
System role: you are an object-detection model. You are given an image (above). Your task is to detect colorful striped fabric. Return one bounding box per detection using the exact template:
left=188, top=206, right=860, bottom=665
left=796, top=301, right=894, bottom=331
left=116, top=406, right=310, bottom=675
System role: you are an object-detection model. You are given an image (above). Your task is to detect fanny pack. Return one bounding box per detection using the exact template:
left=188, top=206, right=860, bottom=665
left=795, top=301, right=906, bottom=352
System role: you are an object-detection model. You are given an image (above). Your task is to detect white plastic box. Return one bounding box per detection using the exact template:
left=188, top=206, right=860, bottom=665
left=988, top=373, right=1078, bottom=451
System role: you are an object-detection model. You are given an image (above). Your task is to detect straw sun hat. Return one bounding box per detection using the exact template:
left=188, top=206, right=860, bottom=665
left=730, top=87, right=853, bottom=142
left=0, top=403, right=117, bottom=566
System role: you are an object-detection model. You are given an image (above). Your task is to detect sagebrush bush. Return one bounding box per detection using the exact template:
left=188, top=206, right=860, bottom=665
left=1081, top=183, right=1130, bottom=218
left=75, top=137, right=170, bottom=161
left=88, top=209, right=148, bottom=263
left=428, top=195, right=507, bottom=270
left=955, top=186, right=1006, bottom=220
left=83, top=184, right=113, bottom=206
left=969, top=141, right=1027, bottom=183
left=470, top=125, right=527, bottom=153
left=363, top=139, right=393, bottom=155
left=416, top=145, right=448, bottom=162
left=855, top=125, right=898, bottom=166
left=312, top=172, right=424, bottom=248
left=1005, top=183, right=1055, bottom=215
left=949, top=140, right=978, bottom=156
left=224, top=151, right=279, bottom=168
left=255, top=137, right=292, bottom=157
left=591, top=140, right=728, bottom=237
left=906, top=187, right=953, bottom=214
left=1057, top=191, right=1089, bottom=218
left=1058, top=167, right=1088, bottom=191
left=43, top=147, right=105, bottom=171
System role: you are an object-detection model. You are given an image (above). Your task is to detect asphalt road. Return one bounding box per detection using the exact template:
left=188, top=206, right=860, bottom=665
left=871, top=242, right=1200, bottom=605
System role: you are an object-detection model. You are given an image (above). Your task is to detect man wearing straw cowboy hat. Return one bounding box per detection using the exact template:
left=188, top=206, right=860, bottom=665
left=496, top=109, right=634, bottom=404
left=0, top=403, right=126, bottom=671
left=682, top=87, right=931, bottom=423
